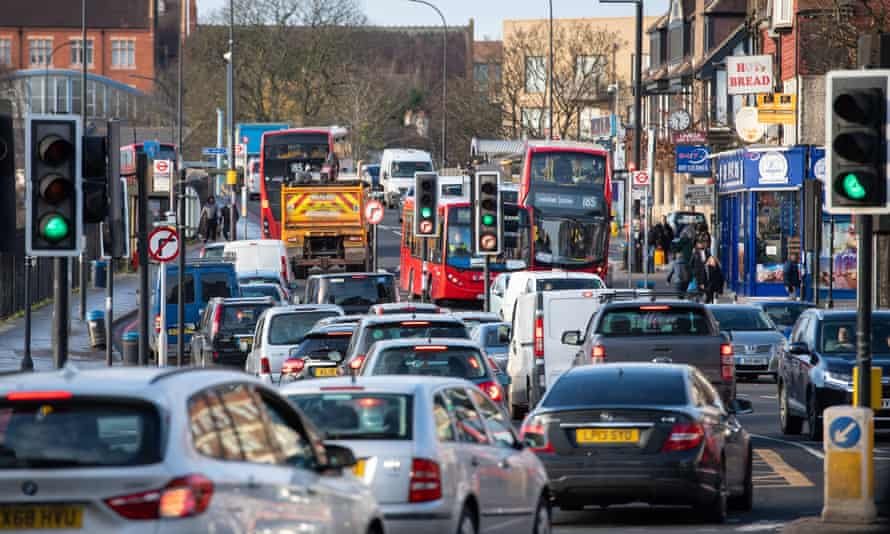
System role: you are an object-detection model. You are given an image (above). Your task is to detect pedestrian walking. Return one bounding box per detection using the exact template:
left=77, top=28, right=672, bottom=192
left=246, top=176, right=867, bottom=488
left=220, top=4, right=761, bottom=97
left=783, top=252, right=802, bottom=300
left=200, top=196, right=218, bottom=243
left=666, top=251, right=691, bottom=294
left=704, top=255, right=725, bottom=303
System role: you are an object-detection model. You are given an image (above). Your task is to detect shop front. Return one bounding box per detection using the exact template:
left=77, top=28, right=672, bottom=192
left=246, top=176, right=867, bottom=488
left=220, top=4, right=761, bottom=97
left=715, top=146, right=808, bottom=298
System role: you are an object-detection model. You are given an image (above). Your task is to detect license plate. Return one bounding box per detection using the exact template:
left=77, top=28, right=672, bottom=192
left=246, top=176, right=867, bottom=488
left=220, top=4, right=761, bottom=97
left=0, top=505, right=83, bottom=529
left=314, top=367, right=338, bottom=377
left=882, top=399, right=890, bottom=409
left=167, top=327, right=194, bottom=336
left=352, top=458, right=366, bottom=477
left=239, top=339, right=253, bottom=352
left=740, top=358, right=766, bottom=365
left=575, top=428, right=640, bottom=444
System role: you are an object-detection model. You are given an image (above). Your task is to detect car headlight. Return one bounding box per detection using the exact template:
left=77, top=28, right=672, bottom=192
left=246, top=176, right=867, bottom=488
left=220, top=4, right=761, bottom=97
left=824, top=370, right=854, bottom=392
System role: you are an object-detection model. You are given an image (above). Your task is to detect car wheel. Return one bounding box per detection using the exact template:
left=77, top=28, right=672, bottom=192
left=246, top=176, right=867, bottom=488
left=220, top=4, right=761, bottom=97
left=698, top=462, right=727, bottom=523
left=533, top=496, right=551, bottom=534
left=456, top=504, right=477, bottom=534
left=779, top=382, right=803, bottom=435
left=807, top=390, right=823, bottom=441
left=729, top=444, right=753, bottom=512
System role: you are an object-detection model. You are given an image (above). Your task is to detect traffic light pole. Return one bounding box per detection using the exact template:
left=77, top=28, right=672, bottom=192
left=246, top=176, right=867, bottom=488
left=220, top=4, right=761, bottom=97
left=483, top=256, right=490, bottom=312
left=137, top=153, right=150, bottom=366
left=53, top=258, right=69, bottom=368
left=21, top=257, right=34, bottom=371
left=106, top=256, right=113, bottom=366
left=856, top=214, right=873, bottom=407
left=421, top=239, right=429, bottom=303
left=177, top=171, right=186, bottom=366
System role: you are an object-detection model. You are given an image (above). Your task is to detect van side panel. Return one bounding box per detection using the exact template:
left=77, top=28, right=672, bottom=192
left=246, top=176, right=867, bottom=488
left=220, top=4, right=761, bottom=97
left=542, top=291, right=604, bottom=388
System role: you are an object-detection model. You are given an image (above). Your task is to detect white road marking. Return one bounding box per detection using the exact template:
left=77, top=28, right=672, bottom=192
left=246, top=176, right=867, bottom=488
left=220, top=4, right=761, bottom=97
left=760, top=395, right=777, bottom=400
left=734, top=522, right=785, bottom=532
left=750, top=433, right=825, bottom=460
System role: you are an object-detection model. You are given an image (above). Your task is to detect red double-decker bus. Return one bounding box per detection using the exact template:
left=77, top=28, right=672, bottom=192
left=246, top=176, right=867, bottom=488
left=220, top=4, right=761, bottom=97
left=400, top=198, right=532, bottom=305
left=259, top=126, right=349, bottom=239
left=497, top=141, right=612, bottom=278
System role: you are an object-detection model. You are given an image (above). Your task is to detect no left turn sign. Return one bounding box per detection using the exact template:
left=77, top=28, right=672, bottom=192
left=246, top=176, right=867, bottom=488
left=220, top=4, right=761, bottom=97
left=365, top=200, right=385, bottom=225
left=148, top=226, right=180, bottom=263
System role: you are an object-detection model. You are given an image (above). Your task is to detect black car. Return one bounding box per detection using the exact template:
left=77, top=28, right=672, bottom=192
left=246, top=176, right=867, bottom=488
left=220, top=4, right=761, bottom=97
left=280, top=323, right=355, bottom=383
left=304, top=273, right=398, bottom=314
left=190, top=296, right=276, bottom=368
left=521, top=363, right=753, bottom=522
left=777, top=310, right=890, bottom=440
left=342, top=314, right=470, bottom=370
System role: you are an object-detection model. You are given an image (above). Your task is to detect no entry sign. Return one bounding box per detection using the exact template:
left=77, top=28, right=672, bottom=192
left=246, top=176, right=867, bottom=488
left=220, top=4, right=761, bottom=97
left=148, top=226, right=180, bottom=263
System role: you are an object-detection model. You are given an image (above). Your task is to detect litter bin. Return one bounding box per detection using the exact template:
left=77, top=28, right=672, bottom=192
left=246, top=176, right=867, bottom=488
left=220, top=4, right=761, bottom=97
left=121, top=331, right=139, bottom=366
left=91, top=260, right=107, bottom=289
left=87, top=310, right=106, bottom=348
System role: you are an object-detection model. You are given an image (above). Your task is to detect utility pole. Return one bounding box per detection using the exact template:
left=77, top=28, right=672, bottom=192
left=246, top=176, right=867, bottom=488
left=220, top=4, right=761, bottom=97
left=226, top=0, right=236, bottom=240
left=177, top=0, right=186, bottom=366
left=79, top=0, right=88, bottom=322
left=548, top=0, right=554, bottom=140
left=137, top=153, right=150, bottom=365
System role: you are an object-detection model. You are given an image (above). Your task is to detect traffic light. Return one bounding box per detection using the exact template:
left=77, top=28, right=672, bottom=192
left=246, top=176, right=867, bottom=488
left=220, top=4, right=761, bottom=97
left=25, top=115, right=82, bottom=256
left=825, top=70, right=890, bottom=213
left=414, top=172, right=439, bottom=237
left=0, top=101, right=14, bottom=253
left=474, top=171, right=502, bottom=255
left=82, top=135, right=108, bottom=224
left=105, top=120, right=128, bottom=258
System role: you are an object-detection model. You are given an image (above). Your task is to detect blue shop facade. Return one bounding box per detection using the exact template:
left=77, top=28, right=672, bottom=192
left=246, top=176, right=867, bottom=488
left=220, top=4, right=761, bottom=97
left=714, top=146, right=856, bottom=300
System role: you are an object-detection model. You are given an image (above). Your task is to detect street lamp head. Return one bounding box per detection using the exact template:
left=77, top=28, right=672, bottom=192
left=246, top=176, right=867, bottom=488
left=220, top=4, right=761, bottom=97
left=607, top=83, right=619, bottom=94
left=222, top=51, right=232, bottom=63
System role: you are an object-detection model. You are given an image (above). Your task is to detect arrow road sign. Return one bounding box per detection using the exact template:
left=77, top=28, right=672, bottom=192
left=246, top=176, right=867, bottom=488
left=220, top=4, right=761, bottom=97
left=148, top=226, right=180, bottom=263
left=829, top=416, right=861, bottom=449
left=365, top=200, right=385, bottom=225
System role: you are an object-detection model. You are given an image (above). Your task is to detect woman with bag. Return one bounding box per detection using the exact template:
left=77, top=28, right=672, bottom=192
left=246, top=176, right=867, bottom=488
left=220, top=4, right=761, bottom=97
left=666, top=251, right=691, bottom=294
left=704, top=256, right=725, bottom=303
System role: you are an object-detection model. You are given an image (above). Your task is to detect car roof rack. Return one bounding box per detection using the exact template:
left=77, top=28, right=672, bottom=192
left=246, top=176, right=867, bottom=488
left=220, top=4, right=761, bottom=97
left=598, top=289, right=689, bottom=304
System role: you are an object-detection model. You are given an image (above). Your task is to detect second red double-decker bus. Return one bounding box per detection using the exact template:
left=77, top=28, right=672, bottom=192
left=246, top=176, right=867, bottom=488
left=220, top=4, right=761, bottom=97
left=400, top=197, right=532, bottom=305
left=259, top=126, right=349, bottom=239
left=498, top=140, right=612, bottom=278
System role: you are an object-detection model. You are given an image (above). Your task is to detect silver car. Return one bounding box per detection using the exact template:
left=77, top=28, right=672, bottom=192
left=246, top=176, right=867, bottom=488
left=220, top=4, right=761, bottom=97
left=246, top=304, right=344, bottom=383
left=471, top=322, right=511, bottom=373
left=282, top=376, right=552, bottom=534
left=708, top=304, right=787, bottom=381
left=0, top=366, right=384, bottom=533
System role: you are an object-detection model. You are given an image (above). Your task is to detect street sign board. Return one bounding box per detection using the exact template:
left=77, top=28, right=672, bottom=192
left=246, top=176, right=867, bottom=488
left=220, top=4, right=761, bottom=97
left=632, top=171, right=649, bottom=186
left=685, top=184, right=714, bottom=206
left=235, top=143, right=247, bottom=170
left=143, top=140, right=160, bottom=159
left=152, top=159, right=172, bottom=193
left=675, top=145, right=712, bottom=176
left=822, top=406, right=876, bottom=522
left=202, top=147, right=227, bottom=156
left=147, top=226, right=180, bottom=263
left=365, top=200, right=385, bottom=225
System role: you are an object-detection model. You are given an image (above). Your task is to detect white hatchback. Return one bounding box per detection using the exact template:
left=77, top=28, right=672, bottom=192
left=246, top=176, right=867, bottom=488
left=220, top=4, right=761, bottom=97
left=282, top=376, right=552, bottom=534
left=0, top=366, right=383, bottom=533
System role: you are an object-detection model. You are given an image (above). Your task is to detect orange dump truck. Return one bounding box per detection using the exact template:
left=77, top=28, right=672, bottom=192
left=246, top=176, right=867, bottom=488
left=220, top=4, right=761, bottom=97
left=280, top=181, right=369, bottom=277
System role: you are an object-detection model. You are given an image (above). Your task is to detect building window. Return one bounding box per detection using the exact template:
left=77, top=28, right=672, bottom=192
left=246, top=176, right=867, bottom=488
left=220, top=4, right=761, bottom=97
left=755, top=191, right=800, bottom=283
left=111, top=39, right=135, bottom=68
left=29, top=39, right=52, bottom=67
left=525, top=56, right=546, bottom=94
left=575, top=55, right=607, bottom=94
left=474, top=62, right=489, bottom=91
left=70, top=39, right=94, bottom=66
left=650, top=35, right=661, bottom=68
left=0, top=39, right=11, bottom=66
left=521, top=107, right=548, bottom=137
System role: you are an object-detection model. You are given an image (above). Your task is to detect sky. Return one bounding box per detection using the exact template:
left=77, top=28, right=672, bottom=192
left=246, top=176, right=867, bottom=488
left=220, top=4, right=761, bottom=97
left=197, top=0, right=670, bottom=40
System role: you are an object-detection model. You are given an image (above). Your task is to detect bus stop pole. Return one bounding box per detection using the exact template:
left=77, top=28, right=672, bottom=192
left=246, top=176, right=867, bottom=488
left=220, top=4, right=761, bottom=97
left=421, top=239, right=429, bottom=302
left=372, top=223, right=378, bottom=272
left=483, top=256, right=491, bottom=312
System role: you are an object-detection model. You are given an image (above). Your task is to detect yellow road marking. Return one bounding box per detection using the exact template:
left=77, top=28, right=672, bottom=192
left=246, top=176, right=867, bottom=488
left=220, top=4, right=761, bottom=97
left=753, top=448, right=814, bottom=488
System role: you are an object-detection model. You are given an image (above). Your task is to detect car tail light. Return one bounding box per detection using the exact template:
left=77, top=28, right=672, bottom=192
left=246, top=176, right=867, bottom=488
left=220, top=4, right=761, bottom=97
left=281, top=358, right=305, bottom=375
left=105, top=474, right=213, bottom=520
left=212, top=351, right=219, bottom=361
left=409, top=458, right=442, bottom=503
left=487, top=356, right=501, bottom=372
left=478, top=380, right=504, bottom=403
left=534, top=315, right=544, bottom=357
left=720, top=343, right=734, bottom=381
left=199, top=247, right=206, bottom=258
left=280, top=256, right=288, bottom=282
left=415, top=345, right=447, bottom=352
left=591, top=344, right=606, bottom=363
left=350, top=355, right=366, bottom=371
left=154, top=315, right=161, bottom=334
left=6, top=391, right=72, bottom=401
left=260, top=357, right=271, bottom=375
left=519, top=419, right=554, bottom=453
left=661, top=422, right=705, bottom=452
left=210, top=307, right=221, bottom=339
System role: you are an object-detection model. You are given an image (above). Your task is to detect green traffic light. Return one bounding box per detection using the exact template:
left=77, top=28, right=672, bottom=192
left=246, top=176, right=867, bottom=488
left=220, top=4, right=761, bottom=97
left=482, top=214, right=494, bottom=226
left=421, top=207, right=432, bottom=218
left=39, top=213, right=70, bottom=243
left=841, top=173, right=867, bottom=200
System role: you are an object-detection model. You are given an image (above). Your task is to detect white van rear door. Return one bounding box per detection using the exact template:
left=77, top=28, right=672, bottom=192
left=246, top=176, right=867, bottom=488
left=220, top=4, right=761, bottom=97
left=543, top=290, right=605, bottom=387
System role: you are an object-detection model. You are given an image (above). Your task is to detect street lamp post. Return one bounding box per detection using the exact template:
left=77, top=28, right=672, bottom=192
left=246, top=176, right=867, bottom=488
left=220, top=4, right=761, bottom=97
left=548, top=0, right=554, bottom=140
left=225, top=0, right=236, bottom=240
left=408, top=0, right=447, bottom=169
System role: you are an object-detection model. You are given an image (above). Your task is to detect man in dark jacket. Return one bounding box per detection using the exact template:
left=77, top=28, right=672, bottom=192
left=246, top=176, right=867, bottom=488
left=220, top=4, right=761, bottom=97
left=784, top=252, right=802, bottom=299
left=667, top=252, right=691, bottom=293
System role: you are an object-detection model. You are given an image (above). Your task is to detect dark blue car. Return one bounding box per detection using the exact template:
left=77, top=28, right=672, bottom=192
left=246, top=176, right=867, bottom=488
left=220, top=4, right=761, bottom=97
left=777, top=309, right=890, bottom=440
left=754, top=301, right=815, bottom=339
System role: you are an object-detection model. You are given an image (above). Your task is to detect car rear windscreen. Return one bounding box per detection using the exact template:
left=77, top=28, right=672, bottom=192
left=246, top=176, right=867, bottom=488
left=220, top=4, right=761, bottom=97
left=321, top=276, right=395, bottom=307
left=596, top=307, right=712, bottom=336
left=289, top=393, right=411, bottom=440
left=0, top=400, right=161, bottom=468
left=221, top=304, right=273, bottom=334
left=201, top=272, right=235, bottom=300
left=762, top=305, right=808, bottom=327
left=269, top=312, right=341, bottom=345
left=370, top=347, right=487, bottom=379
left=366, top=322, right=469, bottom=344
left=709, top=308, right=774, bottom=331
left=536, top=278, right=603, bottom=291
left=543, top=369, right=688, bottom=407
left=294, top=334, right=352, bottom=360
left=240, top=285, right=281, bottom=300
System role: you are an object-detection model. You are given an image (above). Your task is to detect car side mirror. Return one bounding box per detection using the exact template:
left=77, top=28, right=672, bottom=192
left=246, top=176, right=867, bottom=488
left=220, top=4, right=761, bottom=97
left=320, top=443, right=356, bottom=472
left=493, top=287, right=504, bottom=297
left=729, top=398, right=754, bottom=415
left=561, top=330, right=582, bottom=346
left=498, top=373, right=511, bottom=387
left=720, top=330, right=732, bottom=341
left=788, top=342, right=809, bottom=355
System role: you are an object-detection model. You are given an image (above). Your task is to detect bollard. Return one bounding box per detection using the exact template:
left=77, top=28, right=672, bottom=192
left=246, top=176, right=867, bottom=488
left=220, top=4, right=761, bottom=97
left=87, top=310, right=106, bottom=349
left=91, top=260, right=107, bottom=289
left=121, top=331, right=140, bottom=366
left=822, top=405, right=877, bottom=524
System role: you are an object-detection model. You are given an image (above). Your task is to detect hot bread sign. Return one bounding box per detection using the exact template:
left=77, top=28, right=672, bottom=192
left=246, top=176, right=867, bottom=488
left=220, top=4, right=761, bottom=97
left=726, top=55, right=773, bottom=95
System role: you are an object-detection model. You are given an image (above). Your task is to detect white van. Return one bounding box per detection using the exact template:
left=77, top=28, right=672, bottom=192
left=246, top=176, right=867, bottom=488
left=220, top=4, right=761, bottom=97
left=379, top=148, right=435, bottom=208
left=506, top=288, right=608, bottom=419
left=497, top=270, right=606, bottom=322
left=223, top=239, right=292, bottom=284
